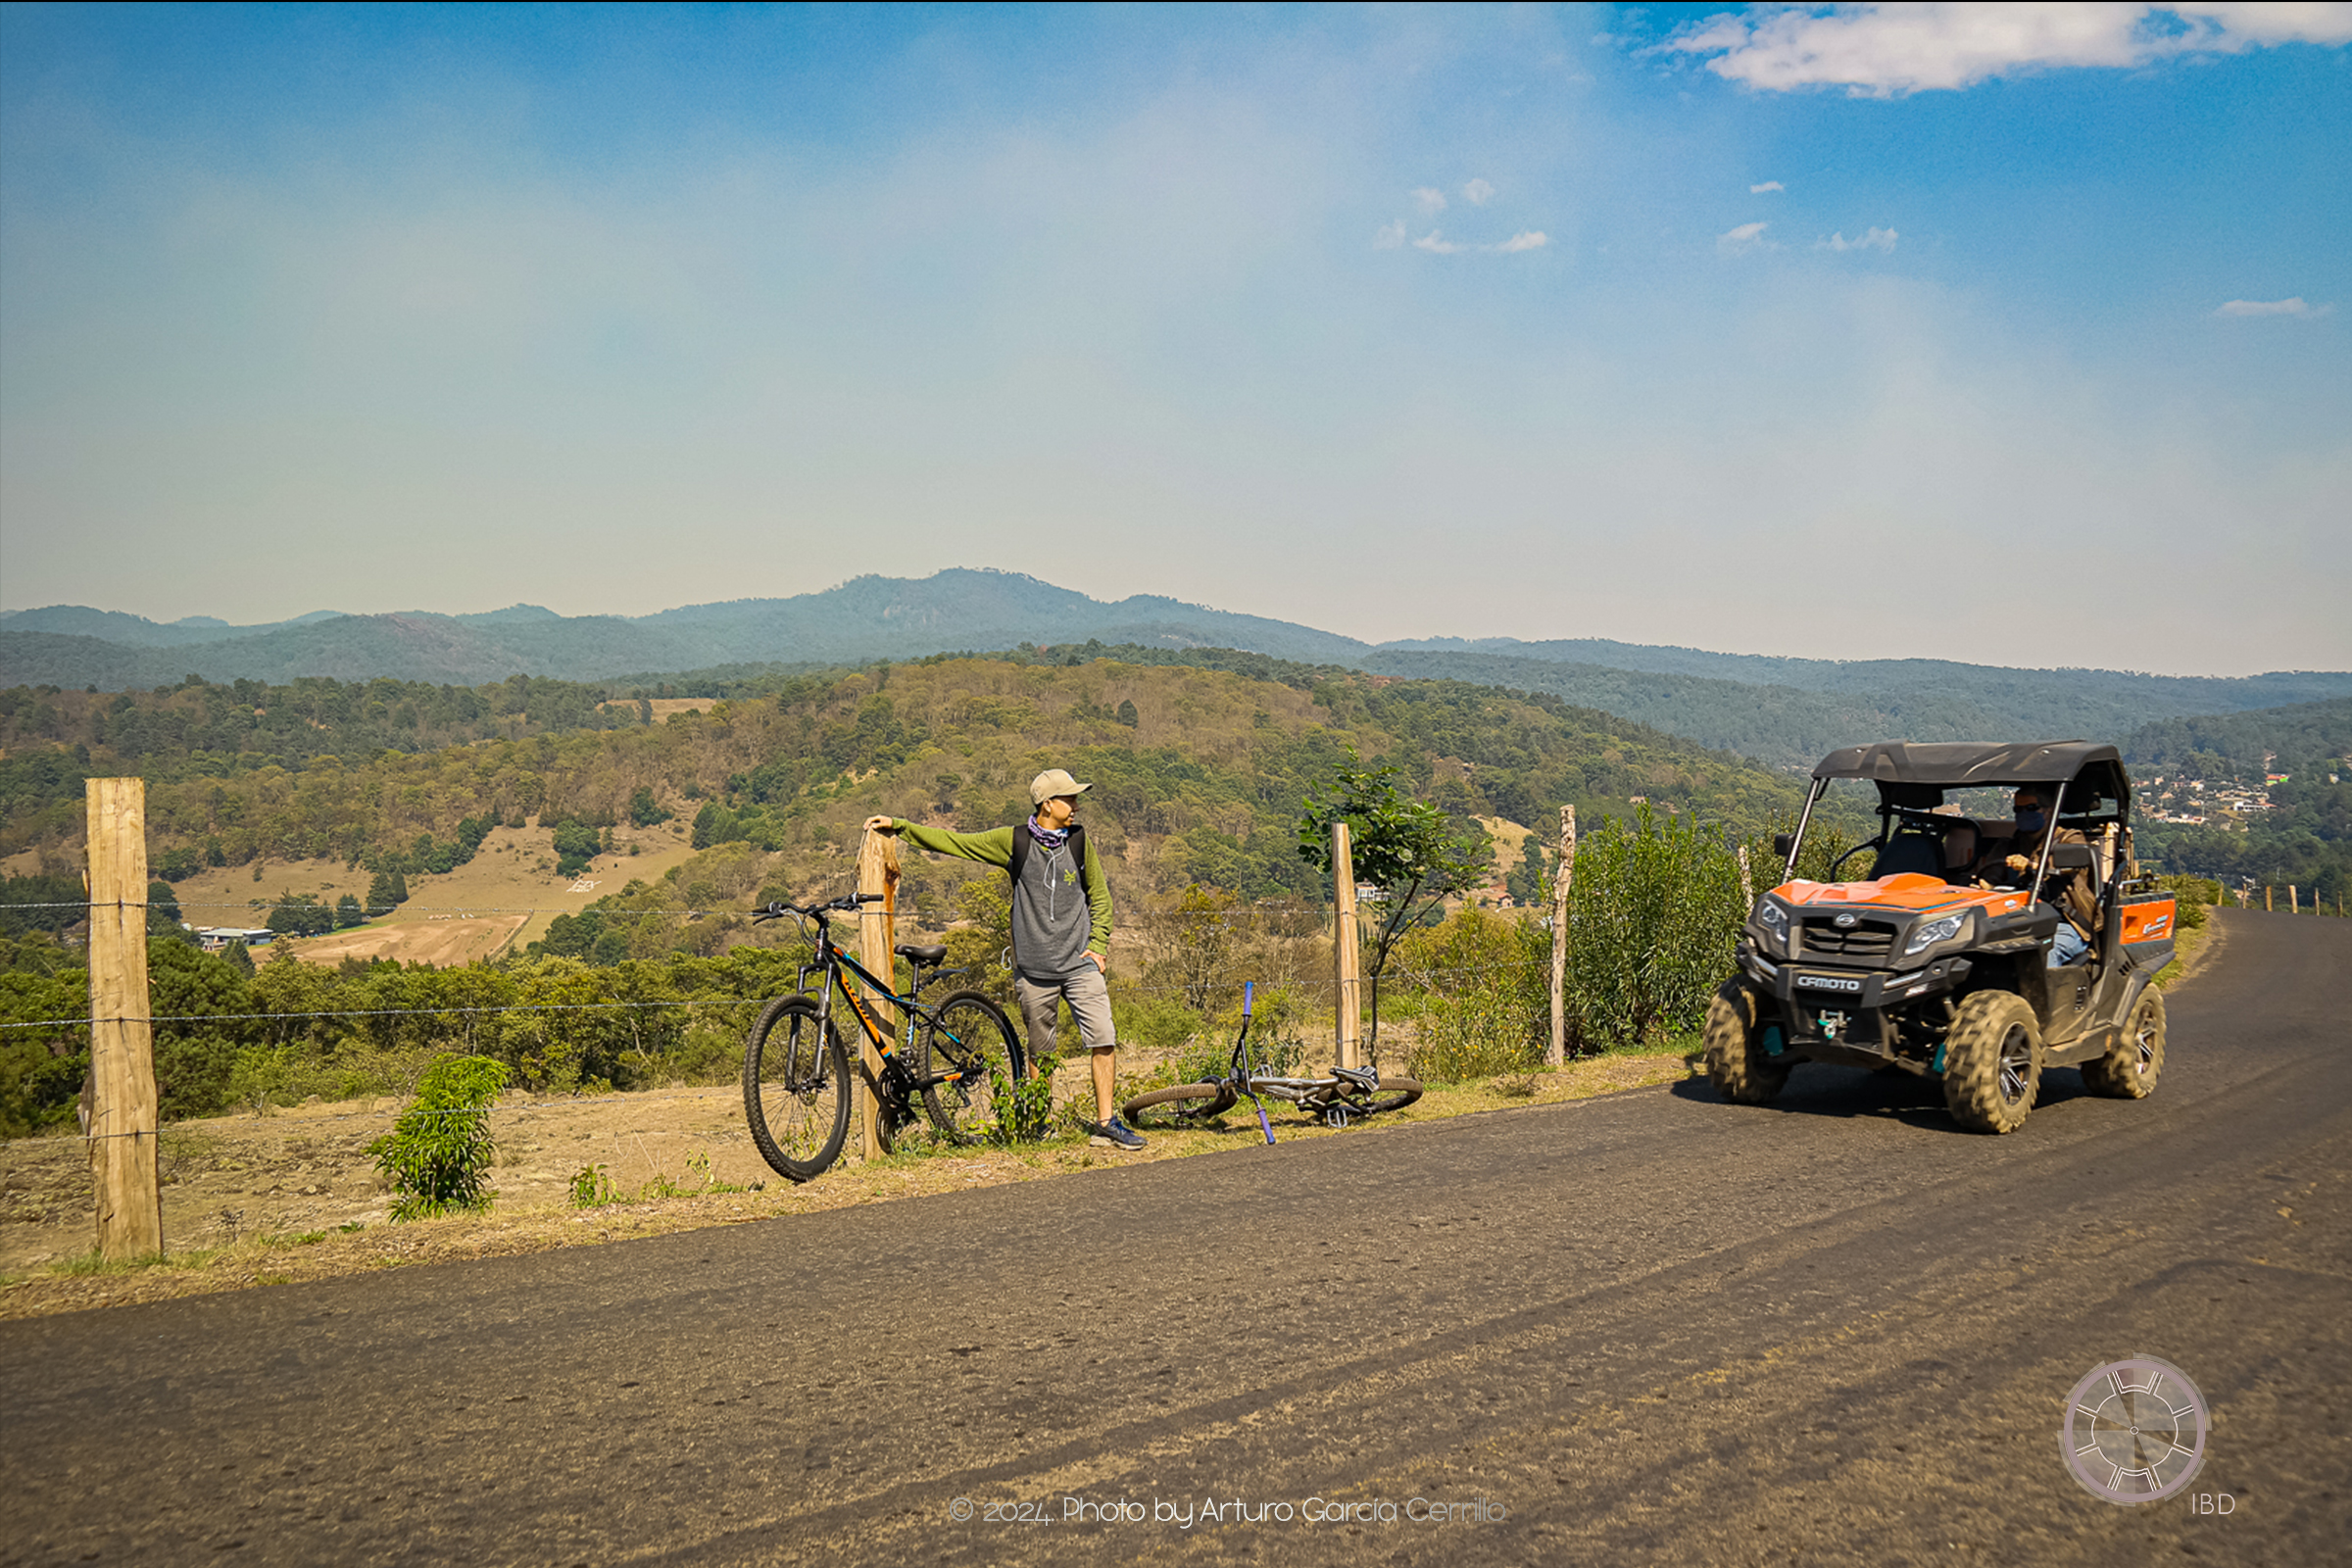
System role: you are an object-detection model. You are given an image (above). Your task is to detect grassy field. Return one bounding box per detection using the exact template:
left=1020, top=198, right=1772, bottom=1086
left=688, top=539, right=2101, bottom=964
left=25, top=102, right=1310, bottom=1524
left=159, top=818, right=705, bottom=966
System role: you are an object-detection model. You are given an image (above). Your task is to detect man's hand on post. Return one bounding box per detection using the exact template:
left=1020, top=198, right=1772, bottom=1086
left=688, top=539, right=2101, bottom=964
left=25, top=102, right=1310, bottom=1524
left=863, top=816, right=897, bottom=835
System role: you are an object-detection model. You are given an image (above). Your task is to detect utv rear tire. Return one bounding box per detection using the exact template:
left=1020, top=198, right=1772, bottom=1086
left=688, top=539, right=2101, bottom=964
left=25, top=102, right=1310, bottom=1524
left=2082, top=989, right=2165, bottom=1100
left=1942, top=992, right=2041, bottom=1134
left=1703, top=979, right=1789, bottom=1104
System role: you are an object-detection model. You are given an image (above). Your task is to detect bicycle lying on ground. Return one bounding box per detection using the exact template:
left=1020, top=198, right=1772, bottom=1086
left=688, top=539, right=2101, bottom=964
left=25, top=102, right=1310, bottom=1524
left=742, top=893, right=1023, bottom=1181
left=1120, top=982, right=1422, bottom=1140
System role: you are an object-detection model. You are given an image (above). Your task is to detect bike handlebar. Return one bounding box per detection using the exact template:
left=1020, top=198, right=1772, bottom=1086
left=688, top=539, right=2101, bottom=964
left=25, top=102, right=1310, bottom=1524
left=752, top=893, right=887, bottom=923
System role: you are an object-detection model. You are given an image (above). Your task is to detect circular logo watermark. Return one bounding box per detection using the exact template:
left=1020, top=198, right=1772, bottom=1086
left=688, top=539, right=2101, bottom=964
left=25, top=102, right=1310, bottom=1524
left=2060, top=1356, right=2209, bottom=1505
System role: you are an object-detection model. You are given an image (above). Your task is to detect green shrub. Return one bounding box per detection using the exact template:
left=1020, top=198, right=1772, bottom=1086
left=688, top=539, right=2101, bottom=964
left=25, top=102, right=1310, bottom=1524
left=2159, top=875, right=2217, bottom=931
left=987, top=1058, right=1055, bottom=1146
left=1395, top=907, right=1547, bottom=1082
left=371, top=1054, right=509, bottom=1220
left=569, top=1163, right=619, bottom=1206
left=1565, top=805, right=1749, bottom=1051
left=1114, top=995, right=1201, bottom=1056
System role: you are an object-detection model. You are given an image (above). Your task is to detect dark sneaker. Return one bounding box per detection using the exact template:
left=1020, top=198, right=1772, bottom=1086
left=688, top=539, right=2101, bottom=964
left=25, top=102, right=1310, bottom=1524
left=1089, top=1116, right=1146, bottom=1152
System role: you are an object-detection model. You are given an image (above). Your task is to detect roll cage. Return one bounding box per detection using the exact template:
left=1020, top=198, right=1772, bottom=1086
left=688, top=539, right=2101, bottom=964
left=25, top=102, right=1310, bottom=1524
left=1780, top=741, right=2133, bottom=906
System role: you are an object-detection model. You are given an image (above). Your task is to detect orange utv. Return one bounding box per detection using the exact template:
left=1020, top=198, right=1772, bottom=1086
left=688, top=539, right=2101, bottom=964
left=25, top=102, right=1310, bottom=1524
left=1708, top=742, right=2179, bottom=1134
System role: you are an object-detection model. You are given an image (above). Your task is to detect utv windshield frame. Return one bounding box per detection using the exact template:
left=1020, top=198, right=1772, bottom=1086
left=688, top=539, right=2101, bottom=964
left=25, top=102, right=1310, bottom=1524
left=1780, top=741, right=2132, bottom=904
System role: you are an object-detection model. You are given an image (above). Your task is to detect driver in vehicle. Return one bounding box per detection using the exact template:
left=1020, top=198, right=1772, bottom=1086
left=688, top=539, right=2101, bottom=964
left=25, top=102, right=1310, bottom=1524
left=1975, top=787, right=2096, bottom=966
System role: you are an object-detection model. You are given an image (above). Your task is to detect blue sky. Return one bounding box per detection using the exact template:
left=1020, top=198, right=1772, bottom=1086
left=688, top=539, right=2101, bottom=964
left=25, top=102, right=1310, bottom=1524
left=2, top=2, right=2345, bottom=673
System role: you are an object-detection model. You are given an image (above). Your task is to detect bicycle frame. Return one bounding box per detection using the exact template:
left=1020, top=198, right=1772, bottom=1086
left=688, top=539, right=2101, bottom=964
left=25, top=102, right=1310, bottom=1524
left=1218, top=982, right=1406, bottom=1140
left=771, top=900, right=963, bottom=1101
left=1121, top=978, right=1421, bottom=1139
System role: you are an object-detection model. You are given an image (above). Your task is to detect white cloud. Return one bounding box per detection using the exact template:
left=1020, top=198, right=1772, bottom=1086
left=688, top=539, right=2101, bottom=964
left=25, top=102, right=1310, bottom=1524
left=1750, top=180, right=1786, bottom=194
left=1822, top=226, right=1899, bottom=253
left=1463, top=177, right=1496, bottom=206
left=1664, top=2, right=2352, bottom=96
left=1411, top=186, right=1447, bottom=213
left=2215, top=297, right=2333, bottom=318
left=1400, top=228, right=1547, bottom=256
left=1718, top=220, right=1772, bottom=255
left=1373, top=219, right=1406, bottom=250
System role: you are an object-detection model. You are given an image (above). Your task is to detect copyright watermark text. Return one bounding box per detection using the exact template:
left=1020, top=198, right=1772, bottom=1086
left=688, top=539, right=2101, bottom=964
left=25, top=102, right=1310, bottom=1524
left=948, top=1494, right=1505, bottom=1528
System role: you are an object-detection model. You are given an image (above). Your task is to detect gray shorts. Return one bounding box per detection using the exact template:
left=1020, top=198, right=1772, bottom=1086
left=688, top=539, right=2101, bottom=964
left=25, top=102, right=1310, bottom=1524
left=1014, top=966, right=1117, bottom=1060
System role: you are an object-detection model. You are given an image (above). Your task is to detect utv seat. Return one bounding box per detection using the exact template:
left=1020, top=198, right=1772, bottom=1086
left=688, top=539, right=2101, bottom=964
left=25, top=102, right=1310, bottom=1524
left=1939, top=822, right=1981, bottom=877
left=1875, top=832, right=1944, bottom=880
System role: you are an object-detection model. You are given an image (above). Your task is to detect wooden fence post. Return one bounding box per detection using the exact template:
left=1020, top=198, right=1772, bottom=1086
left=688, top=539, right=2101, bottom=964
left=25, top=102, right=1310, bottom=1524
left=86, top=778, right=163, bottom=1260
left=1332, top=822, right=1362, bottom=1071
left=2289, top=884, right=2299, bottom=914
left=2266, top=886, right=2274, bottom=912
left=854, top=830, right=901, bottom=1159
left=1547, top=805, right=1576, bottom=1068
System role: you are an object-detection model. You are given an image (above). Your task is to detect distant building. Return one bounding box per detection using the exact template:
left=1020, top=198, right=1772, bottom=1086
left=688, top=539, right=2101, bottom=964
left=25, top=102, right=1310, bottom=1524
left=195, top=926, right=274, bottom=953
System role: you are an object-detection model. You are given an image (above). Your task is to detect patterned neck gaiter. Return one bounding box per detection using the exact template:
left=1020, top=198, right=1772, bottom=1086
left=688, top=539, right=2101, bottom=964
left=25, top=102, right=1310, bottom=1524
left=1027, top=817, right=1069, bottom=853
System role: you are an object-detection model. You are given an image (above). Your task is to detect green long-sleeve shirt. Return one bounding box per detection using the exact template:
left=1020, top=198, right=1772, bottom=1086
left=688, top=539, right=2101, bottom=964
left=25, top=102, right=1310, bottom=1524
left=889, top=821, right=1113, bottom=979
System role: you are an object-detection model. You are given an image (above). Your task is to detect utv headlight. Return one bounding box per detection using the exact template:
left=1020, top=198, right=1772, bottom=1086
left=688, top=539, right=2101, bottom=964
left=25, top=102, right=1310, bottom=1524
left=1756, top=900, right=1790, bottom=950
left=1904, top=913, right=1967, bottom=956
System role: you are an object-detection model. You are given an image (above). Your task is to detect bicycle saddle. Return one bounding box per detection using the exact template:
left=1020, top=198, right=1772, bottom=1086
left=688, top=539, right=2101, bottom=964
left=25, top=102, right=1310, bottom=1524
left=895, top=943, right=949, bottom=965
left=1331, top=1065, right=1380, bottom=1091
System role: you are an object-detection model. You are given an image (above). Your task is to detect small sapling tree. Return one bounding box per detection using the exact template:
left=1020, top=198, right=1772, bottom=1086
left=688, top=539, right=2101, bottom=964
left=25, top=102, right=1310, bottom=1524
left=1297, top=753, right=1489, bottom=1065
left=371, top=1054, right=510, bottom=1220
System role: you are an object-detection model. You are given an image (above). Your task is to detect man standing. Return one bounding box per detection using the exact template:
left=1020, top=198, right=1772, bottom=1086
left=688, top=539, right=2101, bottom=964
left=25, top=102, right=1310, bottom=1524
left=863, top=768, right=1145, bottom=1150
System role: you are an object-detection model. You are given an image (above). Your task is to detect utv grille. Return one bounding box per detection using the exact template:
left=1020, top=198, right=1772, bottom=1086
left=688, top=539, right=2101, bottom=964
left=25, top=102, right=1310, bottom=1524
left=1801, top=918, right=1897, bottom=960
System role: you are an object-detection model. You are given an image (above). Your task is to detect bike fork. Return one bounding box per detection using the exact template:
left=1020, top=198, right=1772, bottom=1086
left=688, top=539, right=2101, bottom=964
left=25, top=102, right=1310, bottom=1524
left=1246, top=1089, right=1275, bottom=1146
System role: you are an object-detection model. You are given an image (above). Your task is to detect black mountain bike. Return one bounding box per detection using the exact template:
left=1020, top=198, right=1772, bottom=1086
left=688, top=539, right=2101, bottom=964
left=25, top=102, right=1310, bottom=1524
left=743, top=894, right=1023, bottom=1181
left=1121, top=982, right=1422, bottom=1140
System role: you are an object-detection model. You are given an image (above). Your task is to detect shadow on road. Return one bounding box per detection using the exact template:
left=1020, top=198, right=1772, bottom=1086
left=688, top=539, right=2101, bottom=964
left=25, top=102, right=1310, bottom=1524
left=1669, top=1059, right=2106, bottom=1132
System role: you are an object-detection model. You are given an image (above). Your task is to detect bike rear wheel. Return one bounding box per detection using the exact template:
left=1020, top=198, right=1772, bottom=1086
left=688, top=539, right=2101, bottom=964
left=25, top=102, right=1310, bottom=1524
left=1330, top=1074, right=1422, bottom=1121
left=743, top=996, right=851, bottom=1182
left=1122, top=1081, right=1236, bottom=1129
left=916, top=990, right=1025, bottom=1144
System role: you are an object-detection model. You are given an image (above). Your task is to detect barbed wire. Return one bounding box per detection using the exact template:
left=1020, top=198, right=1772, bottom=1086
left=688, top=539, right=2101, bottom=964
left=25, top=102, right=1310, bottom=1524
left=0, top=998, right=779, bottom=1031
left=70, top=1084, right=769, bottom=1139
left=2, top=897, right=1352, bottom=923
left=0, top=955, right=1550, bottom=1035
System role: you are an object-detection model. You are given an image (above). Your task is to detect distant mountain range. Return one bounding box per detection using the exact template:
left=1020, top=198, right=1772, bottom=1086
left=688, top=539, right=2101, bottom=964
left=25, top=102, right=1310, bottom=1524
left=7, top=568, right=2348, bottom=768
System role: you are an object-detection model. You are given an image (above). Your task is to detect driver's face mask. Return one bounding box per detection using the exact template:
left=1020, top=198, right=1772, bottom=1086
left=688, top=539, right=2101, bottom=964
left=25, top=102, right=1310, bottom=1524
left=2014, top=807, right=2046, bottom=834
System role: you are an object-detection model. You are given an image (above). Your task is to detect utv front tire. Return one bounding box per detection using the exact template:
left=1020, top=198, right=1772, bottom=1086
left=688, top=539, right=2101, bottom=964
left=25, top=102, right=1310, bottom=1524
left=1704, top=979, right=1789, bottom=1104
left=2083, top=989, right=2165, bottom=1100
left=1942, top=992, right=2041, bottom=1134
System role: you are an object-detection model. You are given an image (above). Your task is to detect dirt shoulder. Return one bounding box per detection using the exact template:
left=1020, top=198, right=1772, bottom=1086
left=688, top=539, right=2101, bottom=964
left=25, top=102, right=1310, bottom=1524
left=0, top=1050, right=1696, bottom=1322
left=2151, top=906, right=2225, bottom=991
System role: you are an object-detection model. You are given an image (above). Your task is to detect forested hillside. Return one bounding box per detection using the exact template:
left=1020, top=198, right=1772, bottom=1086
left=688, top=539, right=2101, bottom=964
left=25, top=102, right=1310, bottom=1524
left=2122, top=697, right=2352, bottom=780
left=2, top=652, right=1814, bottom=918
left=2123, top=697, right=2352, bottom=904
left=10, top=571, right=2344, bottom=768
left=1361, top=650, right=2352, bottom=770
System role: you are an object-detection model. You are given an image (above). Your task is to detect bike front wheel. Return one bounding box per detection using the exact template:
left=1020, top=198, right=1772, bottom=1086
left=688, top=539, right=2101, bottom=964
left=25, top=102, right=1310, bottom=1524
left=744, top=996, right=851, bottom=1182
left=916, top=990, right=1025, bottom=1144
left=1122, top=1081, right=1237, bottom=1129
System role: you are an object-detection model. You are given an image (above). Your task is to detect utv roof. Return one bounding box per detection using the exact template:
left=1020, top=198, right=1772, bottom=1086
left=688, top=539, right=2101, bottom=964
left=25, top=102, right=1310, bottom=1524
left=1810, top=741, right=2123, bottom=786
